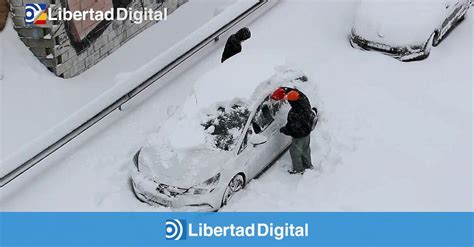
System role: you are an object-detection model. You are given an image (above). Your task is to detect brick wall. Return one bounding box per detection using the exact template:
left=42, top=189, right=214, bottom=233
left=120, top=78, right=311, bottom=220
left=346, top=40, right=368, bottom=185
left=9, top=0, right=187, bottom=78
left=68, top=0, right=114, bottom=41
left=0, top=0, right=7, bottom=31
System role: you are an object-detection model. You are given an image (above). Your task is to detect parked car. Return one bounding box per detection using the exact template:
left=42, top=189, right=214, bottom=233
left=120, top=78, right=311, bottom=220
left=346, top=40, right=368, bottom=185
left=350, top=0, right=471, bottom=61
left=130, top=54, right=315, bottom=211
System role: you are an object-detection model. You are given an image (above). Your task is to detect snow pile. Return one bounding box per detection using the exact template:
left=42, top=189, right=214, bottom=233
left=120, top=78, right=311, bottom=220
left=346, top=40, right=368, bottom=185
left=0, top=0, right=258, bottom=178
left=353, top=0, right=448, bottom=45
left=201, top=104, right=250, bottom=151
left=0, top=29, right=3, bottom=80
left=191, top=52, right=286, bottom=108
left=149, top=52, right=304, bottom=152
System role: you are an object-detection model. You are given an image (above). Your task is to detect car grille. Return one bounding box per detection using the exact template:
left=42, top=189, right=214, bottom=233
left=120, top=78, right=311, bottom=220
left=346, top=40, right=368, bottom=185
left=156, top=183, right=188, bottom=197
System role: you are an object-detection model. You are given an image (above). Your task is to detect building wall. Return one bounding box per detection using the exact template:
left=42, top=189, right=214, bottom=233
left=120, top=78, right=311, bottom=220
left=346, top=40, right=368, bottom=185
left=0, top=0, right=7, bottom=31
left=67, top=0, right=114, bottom=42
left=9, top=0, right=187, bottom=78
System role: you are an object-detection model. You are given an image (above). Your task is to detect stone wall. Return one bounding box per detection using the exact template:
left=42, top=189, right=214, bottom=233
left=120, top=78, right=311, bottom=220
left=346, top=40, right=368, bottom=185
left=9, top=0, right=187, bottom=78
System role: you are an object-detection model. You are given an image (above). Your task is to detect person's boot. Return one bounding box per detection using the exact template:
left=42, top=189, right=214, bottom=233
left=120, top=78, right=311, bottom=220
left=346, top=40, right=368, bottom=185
left=288, top=169, right=304, bottom=175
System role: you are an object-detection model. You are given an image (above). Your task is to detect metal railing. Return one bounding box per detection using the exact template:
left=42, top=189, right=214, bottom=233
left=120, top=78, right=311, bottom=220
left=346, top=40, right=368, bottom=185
left=0, top=0, right=276, bottom=188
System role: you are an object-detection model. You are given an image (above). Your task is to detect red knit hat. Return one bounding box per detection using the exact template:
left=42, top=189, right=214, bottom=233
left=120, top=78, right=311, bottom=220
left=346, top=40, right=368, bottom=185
left=271, top=87, right=286, bottom=101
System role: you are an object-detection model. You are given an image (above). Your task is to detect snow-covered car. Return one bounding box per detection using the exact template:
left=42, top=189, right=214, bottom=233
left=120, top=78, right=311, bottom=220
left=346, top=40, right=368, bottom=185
left=130, top=54, right=315, bottom=211
left=350, top=0, right=471, bottom=61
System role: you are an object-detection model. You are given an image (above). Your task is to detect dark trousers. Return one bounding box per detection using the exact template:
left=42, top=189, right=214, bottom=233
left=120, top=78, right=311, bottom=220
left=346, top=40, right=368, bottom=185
left=289, top=135, right=312, bottom=173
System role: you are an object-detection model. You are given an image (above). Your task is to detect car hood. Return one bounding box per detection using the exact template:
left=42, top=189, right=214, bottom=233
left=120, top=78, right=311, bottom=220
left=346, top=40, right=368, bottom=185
left=353, top=0, right=449, bottom=46
left=138, top=142, right=232, bottom=188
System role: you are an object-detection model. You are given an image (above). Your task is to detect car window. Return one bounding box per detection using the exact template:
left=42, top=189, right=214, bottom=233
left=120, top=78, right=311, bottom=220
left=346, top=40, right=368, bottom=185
left=252, top=96, right=282, bottom=134
left=202, top=104, right=250, bottom=151
left=238, top=96, right=284, bottom=154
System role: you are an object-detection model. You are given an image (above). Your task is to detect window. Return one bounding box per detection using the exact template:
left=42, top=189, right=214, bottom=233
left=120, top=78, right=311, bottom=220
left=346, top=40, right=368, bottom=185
left=251, top=96, right=282, bottom=134
left=238, top=96, right=284, bottom=154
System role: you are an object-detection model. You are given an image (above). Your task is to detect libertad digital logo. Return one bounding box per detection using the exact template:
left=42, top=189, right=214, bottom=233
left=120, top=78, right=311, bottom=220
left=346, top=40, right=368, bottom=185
left=25, top=3, right=48, bottom=26
left=164, top=219, right=309, bottom=241
left=24, top=4, right=168, bottom=25
left=165, top=219, right=187, bottom=241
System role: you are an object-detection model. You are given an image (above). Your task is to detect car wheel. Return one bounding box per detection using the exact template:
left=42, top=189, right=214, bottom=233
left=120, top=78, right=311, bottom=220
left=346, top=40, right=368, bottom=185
left=221, top=174, right=245, bottom=206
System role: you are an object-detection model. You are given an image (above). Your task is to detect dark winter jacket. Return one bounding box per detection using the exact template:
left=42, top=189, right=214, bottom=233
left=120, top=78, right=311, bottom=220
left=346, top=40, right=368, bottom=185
left=221, top=28, right=251, bottom=63
left=221, top=35, right=242, bottom=63
left=280, top=89, right=314, bottom=138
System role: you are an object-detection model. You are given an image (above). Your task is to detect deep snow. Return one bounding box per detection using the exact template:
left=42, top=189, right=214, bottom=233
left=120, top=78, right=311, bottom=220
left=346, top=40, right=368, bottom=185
left=0, top=0, right=251, bottom=178
left=135, top=54, right=310, bottom=189
left=1, top=0, right=472, bottom=212
left=0, top=27, right=3, bottom=80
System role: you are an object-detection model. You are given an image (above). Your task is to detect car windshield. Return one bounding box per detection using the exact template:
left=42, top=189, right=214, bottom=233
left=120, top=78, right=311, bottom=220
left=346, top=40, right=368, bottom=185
left=202, top=104, right=250, bottom=151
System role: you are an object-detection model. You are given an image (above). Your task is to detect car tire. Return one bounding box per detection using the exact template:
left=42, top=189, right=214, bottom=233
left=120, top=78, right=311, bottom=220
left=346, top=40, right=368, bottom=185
left=221, top=174, right=245, bottom=206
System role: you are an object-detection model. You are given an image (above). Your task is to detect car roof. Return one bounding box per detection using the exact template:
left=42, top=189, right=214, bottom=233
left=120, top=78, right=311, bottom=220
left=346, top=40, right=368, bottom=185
left=192, top=52, right=287, bottom=110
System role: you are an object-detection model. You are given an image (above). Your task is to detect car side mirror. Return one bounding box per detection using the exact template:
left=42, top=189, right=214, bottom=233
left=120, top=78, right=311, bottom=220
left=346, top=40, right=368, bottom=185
left=249, top=134, right=268, bottom=147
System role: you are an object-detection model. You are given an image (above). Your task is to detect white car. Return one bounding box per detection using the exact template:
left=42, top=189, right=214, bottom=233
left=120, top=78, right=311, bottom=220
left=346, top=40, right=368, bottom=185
left=350, top=0, right=471, bottom=61
left=130, top=54, right=316, bottom=211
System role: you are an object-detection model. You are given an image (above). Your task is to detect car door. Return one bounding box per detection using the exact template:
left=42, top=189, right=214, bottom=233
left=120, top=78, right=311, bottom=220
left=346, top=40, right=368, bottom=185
left=237, top=97, right=291, bottom=179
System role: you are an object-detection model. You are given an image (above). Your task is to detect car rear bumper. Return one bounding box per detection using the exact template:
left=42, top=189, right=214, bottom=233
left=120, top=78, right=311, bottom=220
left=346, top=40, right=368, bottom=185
left=131, top=168, right=222, bottom=212
left=350, top=33, right=427, bottom=61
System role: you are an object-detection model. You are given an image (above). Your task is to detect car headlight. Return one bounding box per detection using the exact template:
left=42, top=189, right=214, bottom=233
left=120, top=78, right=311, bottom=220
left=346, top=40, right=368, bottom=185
left=133, top=149, right=141, bottom=171
left=186, top=173, right=221, bottom=195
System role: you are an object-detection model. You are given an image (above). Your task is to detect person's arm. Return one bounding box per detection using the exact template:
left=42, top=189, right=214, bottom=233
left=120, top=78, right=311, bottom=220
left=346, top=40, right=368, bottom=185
left=280, top=126, right=290, bottom=136
left=281, top=112, right=307, bottom=138
left=280, top=112, right=296, bottom=137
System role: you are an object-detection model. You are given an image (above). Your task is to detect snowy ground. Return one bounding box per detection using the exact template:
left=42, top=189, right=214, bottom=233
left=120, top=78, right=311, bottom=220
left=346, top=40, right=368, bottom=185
left=1, top=0, right=472, bottom=212
left=0, top=29, right=3, bottom=80
left=0, top=0, right=242, bottom=177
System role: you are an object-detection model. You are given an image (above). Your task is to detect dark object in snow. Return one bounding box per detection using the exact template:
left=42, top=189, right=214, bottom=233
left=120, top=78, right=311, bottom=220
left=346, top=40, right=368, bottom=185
left=202, top=104, right=250, bottom=151
left=221, top=28, right=251, bottom=63
left=288, top=170, right=304, bottom=175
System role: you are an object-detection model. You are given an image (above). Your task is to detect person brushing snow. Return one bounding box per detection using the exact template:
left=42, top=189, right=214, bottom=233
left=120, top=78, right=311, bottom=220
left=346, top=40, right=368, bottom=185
left=221, top=27, right=251, bottom=63
left=272, top=87, right=317, bottom=174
